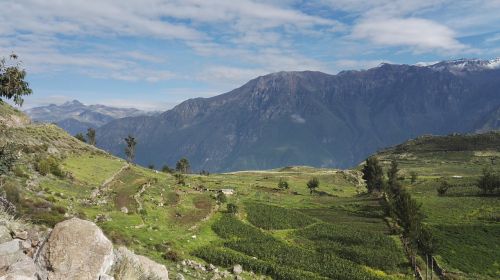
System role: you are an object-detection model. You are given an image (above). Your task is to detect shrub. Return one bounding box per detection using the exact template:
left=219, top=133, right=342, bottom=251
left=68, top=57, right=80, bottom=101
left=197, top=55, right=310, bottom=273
left=277, top=178, right=289, bottom=190
left=36, top=156, right=65, bottom=177
left=437, top=181, right=451, bottom=196
left=477, top=167, right=500, bottom=194
left=163, top=250, right=181, bottom=262
left=227, top=203, right=238, bottom=214
left=0, top=144, right=17, bottom=175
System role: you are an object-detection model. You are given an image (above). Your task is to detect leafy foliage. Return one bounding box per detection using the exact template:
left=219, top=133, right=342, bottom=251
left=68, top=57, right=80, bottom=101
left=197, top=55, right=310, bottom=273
left=36, top=156, right=65, bottom=177
left=245, top=202, right=315, bottom=230
left=477, top=167, right=500, bottom=194
left=175, top=157, right=190, bottom=174
left=0, top=54, right=32, bottom=106
left=124, top=135, right=137, bottom=163
left=362, top=157, right=384, bottom=193
left=74, top=133, right=86, bottom=143
left=306, top=177, right=319, bottom=194
left=277, top=177, right=289, bottom=189
left=86, top=128, right=96, bottom=146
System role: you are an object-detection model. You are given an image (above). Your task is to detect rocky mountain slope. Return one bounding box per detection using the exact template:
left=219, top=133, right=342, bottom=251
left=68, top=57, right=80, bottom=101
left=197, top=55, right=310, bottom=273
left=95, top=59, right=500, bottom=172
left=25, top=100, right=149, bottom=135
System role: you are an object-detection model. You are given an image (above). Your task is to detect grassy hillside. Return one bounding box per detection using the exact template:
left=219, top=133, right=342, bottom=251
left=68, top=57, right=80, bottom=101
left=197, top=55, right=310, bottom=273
left=375, top=132, right=500, bottom=279
left=1, top=103, right=498, bottom=279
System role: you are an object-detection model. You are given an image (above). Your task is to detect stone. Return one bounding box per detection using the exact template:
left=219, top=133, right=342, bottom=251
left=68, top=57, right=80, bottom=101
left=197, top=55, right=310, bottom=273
left=120, top=207, right=128, bottom=214
left=13, top=230, right=28, bottom=240
left=175, top=273, right=185, bottom=280
left=114, top=247, right=169, bottom=280
left=35, top=218, right=114, bottom=280
left=232, top=264, right=243, bottom=275
left=0, top=239, right=37, bottom=279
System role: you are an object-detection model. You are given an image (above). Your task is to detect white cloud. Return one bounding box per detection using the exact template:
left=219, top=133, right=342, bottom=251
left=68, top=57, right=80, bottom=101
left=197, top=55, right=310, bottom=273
left=352, top=17, right=467, bottom=52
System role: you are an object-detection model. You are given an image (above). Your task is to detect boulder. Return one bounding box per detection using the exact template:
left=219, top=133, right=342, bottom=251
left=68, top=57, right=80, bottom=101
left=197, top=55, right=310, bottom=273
left=113, top=247, right=169, bottom=280
left=232, top=264, right=243, bottom=275
left=0, top=239, right=37, bottom=279
left=35, top=218, right=114, bottom=280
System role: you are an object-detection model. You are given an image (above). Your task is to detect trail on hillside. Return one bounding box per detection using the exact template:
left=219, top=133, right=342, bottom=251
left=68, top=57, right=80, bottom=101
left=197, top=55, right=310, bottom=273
left=90, top=163, right=129, bottom=200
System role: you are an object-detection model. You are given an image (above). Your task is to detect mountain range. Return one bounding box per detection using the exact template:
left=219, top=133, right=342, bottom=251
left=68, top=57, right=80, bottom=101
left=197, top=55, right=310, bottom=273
left=25, top=100, right=151, bottom=135
left=30, top=59, right=500, bottom=172
left=94, top=58, right=500, bottom=172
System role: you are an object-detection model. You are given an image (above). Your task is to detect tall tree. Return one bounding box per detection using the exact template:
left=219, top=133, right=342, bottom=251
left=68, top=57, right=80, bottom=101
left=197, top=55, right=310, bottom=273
left=361, top=157, right=384, bottom=193
left=124, top=135, right=137, bottom=163
left=307, top=177, right=319, bottom=194
left=387, top=160, right=401, bottom=194
left=86, top=128, right=96, bottom=146
left=176, top=158, right=190, bottom=174
left=0, top=54, right=32, bottom=106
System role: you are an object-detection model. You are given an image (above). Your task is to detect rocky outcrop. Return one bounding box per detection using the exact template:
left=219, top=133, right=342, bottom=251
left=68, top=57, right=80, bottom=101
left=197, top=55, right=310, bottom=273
left=35, top=218, right=114, bottom=280
left=0, top=216, right=169, bottom=280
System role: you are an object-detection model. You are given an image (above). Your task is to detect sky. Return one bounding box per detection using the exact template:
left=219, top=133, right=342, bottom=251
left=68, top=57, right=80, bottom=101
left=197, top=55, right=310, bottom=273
left=1, top=0, right=500, bottom=111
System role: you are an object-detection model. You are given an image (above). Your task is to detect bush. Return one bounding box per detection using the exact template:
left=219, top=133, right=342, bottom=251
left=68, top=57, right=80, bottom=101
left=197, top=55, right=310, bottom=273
left=36, top=156, right=65, bottom=178
left=277, top=178, right=289, bottom=190
left=3, top=181, right=21, bottom=204
left=227, top=203, right=238, bottom=214
left=0, top=144, right=17, bottom=175
left=437, top=181, right=451, bottom=196
left=477, top=168, right=500, bottom=194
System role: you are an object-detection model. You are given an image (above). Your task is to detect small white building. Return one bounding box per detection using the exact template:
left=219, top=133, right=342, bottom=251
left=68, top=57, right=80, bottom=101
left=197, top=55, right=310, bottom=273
left=220, top=189, right=235, bottom=195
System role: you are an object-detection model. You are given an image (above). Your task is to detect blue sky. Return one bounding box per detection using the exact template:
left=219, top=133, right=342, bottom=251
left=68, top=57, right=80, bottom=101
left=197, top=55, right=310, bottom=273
left=2, top=0, right=500, bottom=110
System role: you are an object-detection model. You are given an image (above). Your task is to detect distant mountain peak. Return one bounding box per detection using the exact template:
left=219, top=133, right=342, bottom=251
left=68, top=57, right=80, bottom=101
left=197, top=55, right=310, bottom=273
left=428, top=58, right=500, bottom=73
left=62, top=99, right=84, bottom=106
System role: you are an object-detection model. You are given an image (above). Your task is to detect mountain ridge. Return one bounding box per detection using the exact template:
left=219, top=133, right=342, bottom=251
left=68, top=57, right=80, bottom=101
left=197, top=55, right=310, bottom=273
left=92, top=58, right=500, bottom=171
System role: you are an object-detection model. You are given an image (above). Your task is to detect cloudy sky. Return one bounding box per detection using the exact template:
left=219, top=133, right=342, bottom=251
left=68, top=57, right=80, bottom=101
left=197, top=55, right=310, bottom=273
left=2, top=0, right=500, bottom=110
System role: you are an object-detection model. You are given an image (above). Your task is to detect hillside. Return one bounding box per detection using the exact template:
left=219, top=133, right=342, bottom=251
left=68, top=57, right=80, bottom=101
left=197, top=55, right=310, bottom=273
left=1, top=103, right=499, bottom=279
left=373, top=132, right=500, bottom=279
left=25, top=100, right=149, bottom=135
left=95, top=59, right=500, bottom=172
left=0, top=101, right=415, bottom=280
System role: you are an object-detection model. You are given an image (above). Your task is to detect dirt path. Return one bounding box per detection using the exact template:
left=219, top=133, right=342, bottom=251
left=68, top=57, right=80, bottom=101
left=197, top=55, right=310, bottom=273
left=90, top=163, right=129, bottom=199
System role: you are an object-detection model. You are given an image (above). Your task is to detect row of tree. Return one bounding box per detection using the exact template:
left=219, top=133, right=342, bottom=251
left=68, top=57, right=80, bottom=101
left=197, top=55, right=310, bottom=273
left=362, top=158, right=437, bottom=278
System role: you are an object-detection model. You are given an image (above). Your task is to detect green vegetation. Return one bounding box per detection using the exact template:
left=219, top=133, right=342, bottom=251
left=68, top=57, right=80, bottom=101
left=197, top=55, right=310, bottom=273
left=245, top=202, right=315, bottom=230
left=0, top=54, right=32, bottom=106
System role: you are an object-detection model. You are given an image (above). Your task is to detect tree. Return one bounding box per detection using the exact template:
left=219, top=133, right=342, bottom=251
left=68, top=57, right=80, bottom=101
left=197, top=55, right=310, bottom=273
left=477, top=167, right=499, bottom=194
left=86, top=128, right=96, bottom=146
left=74, top=133, right=86, bottom=143
left=0, top=54, right=32, bottom=106
left=148, top=164, right=155, bottom=170
left=176, top=158, right=190, bottom=174
left=227, top=203, right=238, bottom=214
left=216, top=192, right=227, bottom=205
left=307, top=177, right=319, bottom=194
left=161, top=165, right=173, bottom=173
left=410, top=171, right=418, bottom=184
left=387, top=160, right=402, bottom=195
left=361, top=157, right=384, bottom=193
left=124, top=135, right=137, bottom=163
left=437, top=181, right=450, bottom=196
left=277, top=178, right=289, bottom=190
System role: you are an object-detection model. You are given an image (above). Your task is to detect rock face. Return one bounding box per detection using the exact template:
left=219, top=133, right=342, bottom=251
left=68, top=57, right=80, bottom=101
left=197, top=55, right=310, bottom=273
left=36, top=218, right=114, bottom=280
left=96, top=59, right=500, bottom=171
left=0, top=216, right=169, bottom=280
